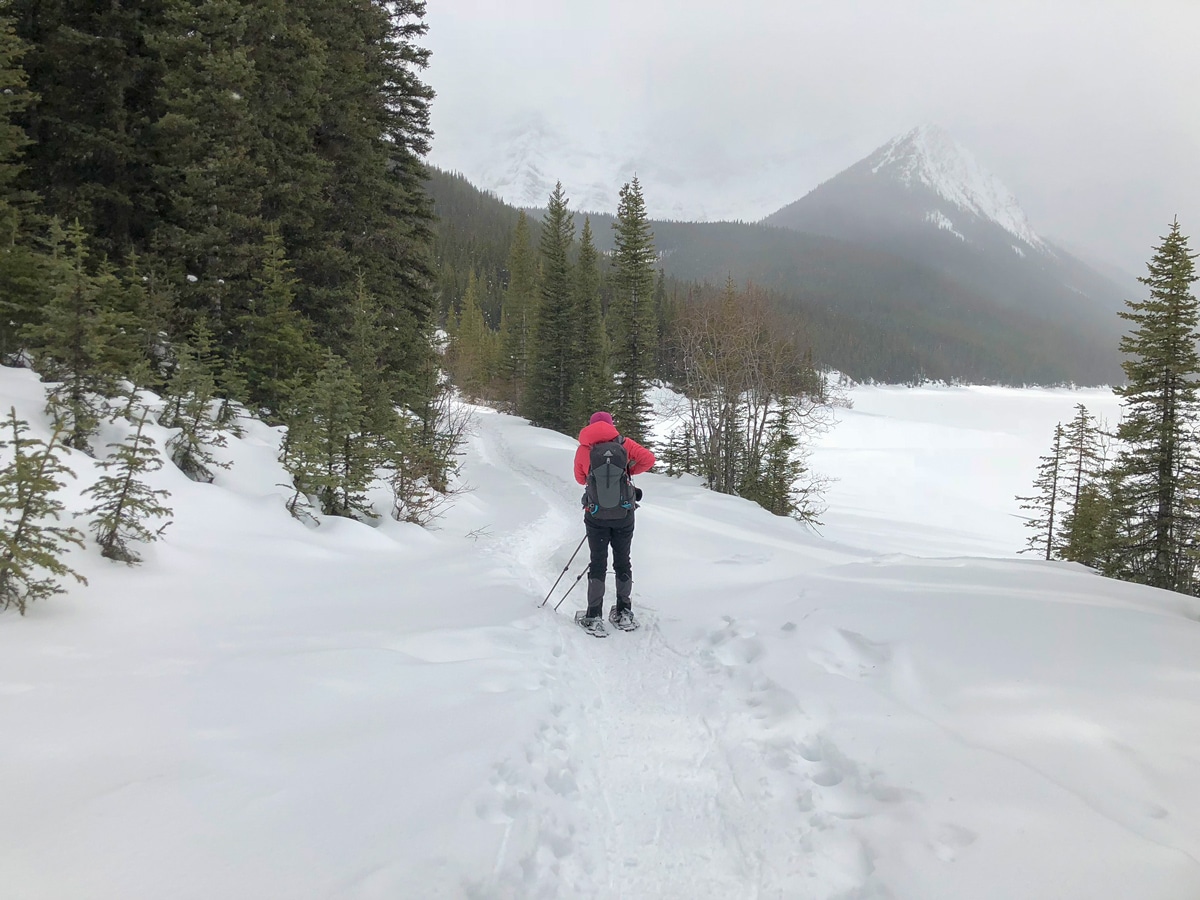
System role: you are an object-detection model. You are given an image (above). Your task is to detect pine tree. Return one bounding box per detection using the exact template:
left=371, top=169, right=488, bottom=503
left=608, top=177, right=657, bottom=442
left=1061, top=480, right=1113, bottom=569
left=150, top=0, right=269, bottom=334
left=82, top=408, right=172, bottom=563
left=659, top=425, right=695, bottom=477
left=283, top=354, right=375, bottom=520
left=1057, top=403, right=1105, bottom=562
left=740, top=407, right=809, bottom=519
left=12, top=0, right=167, bottom=259
left=24, top=220, right=131, bottom=452
left=237, top=229, right=319, bottom=418
left=526, top=181, right=575, bottom=431
left=1018, top=423, right=1066, bottom=560
left=571, top=216, right=609, bottom=426
left=160, top=335, right=227, bottom=483
left=0, top=14, right=43, bottom=360
left=501, top=210, right=537, bottom=408
left=0, top=410, right=87, bottom=615
left=447, top=269, right=496, bottom=399
left=343, top=271, right=411, bottom=448
left=1112, top=219, right=1200, bottom=591
left=285, top=0, right=437, bottom=411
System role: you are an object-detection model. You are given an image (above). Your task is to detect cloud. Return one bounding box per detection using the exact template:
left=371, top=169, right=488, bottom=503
left=424, top=0, right=1200, bottom=273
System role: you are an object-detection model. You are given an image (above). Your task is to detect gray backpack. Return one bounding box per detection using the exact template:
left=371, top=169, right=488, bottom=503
left=585, top=438, right=635, bottom=519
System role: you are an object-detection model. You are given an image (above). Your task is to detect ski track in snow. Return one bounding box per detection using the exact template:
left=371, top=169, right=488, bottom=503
left=464, top=417, right=893, bottom=899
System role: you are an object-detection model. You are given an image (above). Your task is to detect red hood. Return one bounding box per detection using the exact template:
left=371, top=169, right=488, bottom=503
left=578, top=421, right=619, bottom=447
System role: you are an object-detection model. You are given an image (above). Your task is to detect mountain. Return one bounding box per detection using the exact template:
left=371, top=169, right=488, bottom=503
left=762, top=125, right=1129, bottom=339
left=427, top=166, right=1127, bottom=386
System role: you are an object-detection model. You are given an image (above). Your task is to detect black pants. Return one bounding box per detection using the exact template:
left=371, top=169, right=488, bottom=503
left=585, top=514, right=635, bottom=583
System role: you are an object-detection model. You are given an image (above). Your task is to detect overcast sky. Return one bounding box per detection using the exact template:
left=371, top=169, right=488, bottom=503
left=423, top=0, right=1199, bottom=276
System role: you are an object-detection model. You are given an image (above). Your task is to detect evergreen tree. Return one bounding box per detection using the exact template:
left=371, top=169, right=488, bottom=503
left=1018, top=423, right=1066, bottom=560
left=608, top=177, right=657, bottom=442
left=1061, top=480, right=1113, bottom=569
left=1112, top=219, right=1200, bottom=591
left=283, top=354, right=375, bottom=520
left=0, top=14, right=43, bottom=360
left=12, top=0, right=166, bottom=259
left=82, top=408, right=172, bottom=563
left=740, top=407, right=809, bottom=519
left=343, top=271, right=408, bottom=444
left=24, top=220, right=131, bottom=452
left=160, top=336, right=227, bottom=483
left=1057, top=403, right=1105, bottom=562
left=501, top=210, right=537, bottom=408
left=526, top=182, right=575, bottom=431
left=0, top=410, right=86, bottom=615
left=447, top=269, right=496, bottom=399
left=150, top=0, right=269, bottom=334
left=286, top=0, right=436, bottom=411
left=571, top=216, right=609, bottom=425
left=237, top=229, right=319, bottom=418
left=658, top=424, right=695, bottom=478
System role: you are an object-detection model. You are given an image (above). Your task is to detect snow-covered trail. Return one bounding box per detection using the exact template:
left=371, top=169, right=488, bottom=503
left=454, top=410, right=889, bottom=898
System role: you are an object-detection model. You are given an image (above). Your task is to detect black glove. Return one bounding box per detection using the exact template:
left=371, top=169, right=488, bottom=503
left=634, top=487, right=643, bottom=502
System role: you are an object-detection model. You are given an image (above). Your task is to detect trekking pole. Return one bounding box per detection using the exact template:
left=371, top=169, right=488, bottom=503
left=539, top=535, right=588, bottom=607
left=554, top=563, right=591, bottom=612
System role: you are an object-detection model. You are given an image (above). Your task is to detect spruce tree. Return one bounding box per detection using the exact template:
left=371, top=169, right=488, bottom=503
left=0, top=410, right=87, bottom=615
left=741, top=407, right=809, bottom=519
left=0, top=14, right=43, bottom=360
left=571, top=216, right=609, bottom=426
left=283, top=354, right=375, bottom=520
left=285, top=0, right=436, bottom=411
left=24, top=220, right=131, bottom=452
left=12, top=0, right=166, bottom=259
left=150, top=0, right=269, bottom=334
left=501, top=210, right=538, bottom=408
left=448, top=269, right=496, bottom=400
left=82, top=408, right=173, bottom=564
left=237, top=229, right=319, bottom=418
left=1057, top=403, right=1106, bottom=562
left=609, top=177, right=657, bottom=442
left=1061, top=480, right=1113, bottom=569
left=1113, top=219, right=1200, bottom=591
left=1018, top=423, right=1066, bottom=560
left=160, top=336, right=227, bottom=483
left=526, top=182, right=575, bottom=431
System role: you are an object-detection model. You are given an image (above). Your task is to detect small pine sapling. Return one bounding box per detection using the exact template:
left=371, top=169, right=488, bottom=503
left=82, top=409, right=173, bottom=564
left=161, top=342, right=228, bottom=483
left=0, top=408, right=87, bottom=615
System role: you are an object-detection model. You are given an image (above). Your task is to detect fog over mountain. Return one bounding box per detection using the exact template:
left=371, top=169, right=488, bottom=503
left=425, top=0, right=1200, bottom=277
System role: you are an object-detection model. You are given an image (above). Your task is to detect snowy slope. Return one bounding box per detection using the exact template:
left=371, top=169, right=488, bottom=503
left=2, top=368, right=1199, bottom=899
left=867, top=124, right=1047, bottom=250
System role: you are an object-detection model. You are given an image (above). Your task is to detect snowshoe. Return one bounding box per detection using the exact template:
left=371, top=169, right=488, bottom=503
left=608, top=607, right=639, bottom=632
left=574, top=610, right=608, bottom=638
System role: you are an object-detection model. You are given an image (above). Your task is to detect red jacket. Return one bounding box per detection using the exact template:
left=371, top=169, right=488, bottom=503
left=574, top=421, right=656, bottom=485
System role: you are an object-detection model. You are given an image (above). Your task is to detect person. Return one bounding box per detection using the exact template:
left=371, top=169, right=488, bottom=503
left=573, top=411, right=656, bottom=632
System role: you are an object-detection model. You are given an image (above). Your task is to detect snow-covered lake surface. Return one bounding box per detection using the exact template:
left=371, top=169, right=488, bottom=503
left=2, top=369, right=1198, bottom=900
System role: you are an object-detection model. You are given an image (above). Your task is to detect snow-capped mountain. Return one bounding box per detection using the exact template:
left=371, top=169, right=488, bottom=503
left=865, top=124, right=1048, bottom=251
left=762, top=124, right=1128, bottom=327
left=431, top=113, right=803, bottom=222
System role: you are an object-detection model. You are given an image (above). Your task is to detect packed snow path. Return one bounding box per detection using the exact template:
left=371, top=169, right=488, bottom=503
left=464, top=410, right=883, bottom=897
left=3, top=371, right=1200, bottom=899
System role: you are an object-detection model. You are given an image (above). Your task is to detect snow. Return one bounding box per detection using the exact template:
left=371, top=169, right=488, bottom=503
left=925, top=209, right=966, bottom=242
left=2, top=369, right=1199, bottom=899
left=870, top=124, right=1048, bottom=251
